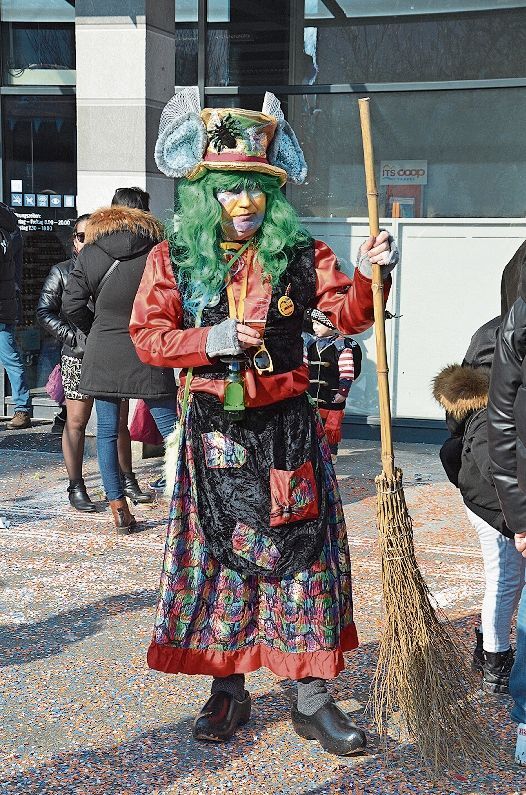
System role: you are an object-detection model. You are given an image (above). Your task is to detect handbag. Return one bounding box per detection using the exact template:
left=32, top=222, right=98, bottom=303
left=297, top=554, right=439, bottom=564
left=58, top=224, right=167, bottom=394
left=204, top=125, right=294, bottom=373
left=45, top=363, right=65, bottom=404
left=129, top=400, right=163, bottom=446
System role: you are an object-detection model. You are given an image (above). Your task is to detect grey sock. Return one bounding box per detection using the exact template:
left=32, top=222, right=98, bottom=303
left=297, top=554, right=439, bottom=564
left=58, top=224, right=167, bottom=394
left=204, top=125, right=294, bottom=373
left=211, top=674, right=246, bottom=701
left=296, top=677, right=333, bottom=716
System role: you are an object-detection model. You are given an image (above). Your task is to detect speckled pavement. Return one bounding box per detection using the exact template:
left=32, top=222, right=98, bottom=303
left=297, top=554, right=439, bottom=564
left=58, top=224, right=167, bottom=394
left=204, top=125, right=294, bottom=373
left=1, top=422, right=525, bottom=795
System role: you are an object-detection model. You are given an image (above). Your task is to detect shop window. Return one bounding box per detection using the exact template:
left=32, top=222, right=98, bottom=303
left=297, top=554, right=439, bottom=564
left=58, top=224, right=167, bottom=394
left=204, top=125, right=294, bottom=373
left=300, top=6, right=526, bottom=85
left=206, top=0, right=291, bottom=86
left=2, top=95, right=77, bottom=394
left=206, top=87, right=526, bottom=220
left=0, top=0, right=76, bottom=86
left=175, top=0, right=198, bottom=85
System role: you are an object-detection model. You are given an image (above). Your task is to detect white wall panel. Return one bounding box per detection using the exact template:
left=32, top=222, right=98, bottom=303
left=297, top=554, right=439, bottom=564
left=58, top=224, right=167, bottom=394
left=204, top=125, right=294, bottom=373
left=304, top=217, right=526, bottom=422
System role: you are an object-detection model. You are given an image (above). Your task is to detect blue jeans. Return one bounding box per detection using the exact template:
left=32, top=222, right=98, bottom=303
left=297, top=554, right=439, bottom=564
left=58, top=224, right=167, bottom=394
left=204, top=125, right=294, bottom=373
left=146, top=398, right=177, bottom=439
left=96, top=397, right=177, bottom=501
left=96, top=398, right=124, bottom=501
left=0, top=323, right=31, bottom=413
left=510, top=569, right=526, bottom=724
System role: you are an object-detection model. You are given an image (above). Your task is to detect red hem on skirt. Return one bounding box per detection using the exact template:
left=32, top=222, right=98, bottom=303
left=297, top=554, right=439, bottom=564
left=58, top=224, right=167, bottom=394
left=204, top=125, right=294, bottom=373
left=147, top=623, right=358, bottom=680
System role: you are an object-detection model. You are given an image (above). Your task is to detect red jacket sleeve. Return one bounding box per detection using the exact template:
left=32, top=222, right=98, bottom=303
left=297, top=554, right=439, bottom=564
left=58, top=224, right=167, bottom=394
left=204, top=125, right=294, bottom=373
left=314, top=239, right=390, bottom=335
left=129, top=240, right=212, bottom=369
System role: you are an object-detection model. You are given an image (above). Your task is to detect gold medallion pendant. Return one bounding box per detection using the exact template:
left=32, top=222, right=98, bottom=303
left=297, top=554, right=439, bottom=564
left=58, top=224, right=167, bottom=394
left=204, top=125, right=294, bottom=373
left=278, top=295, right=295, bottom=317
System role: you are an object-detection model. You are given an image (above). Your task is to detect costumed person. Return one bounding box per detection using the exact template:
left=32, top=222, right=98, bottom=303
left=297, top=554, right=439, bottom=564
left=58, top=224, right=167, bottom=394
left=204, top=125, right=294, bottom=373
left=487, top=277, right=526, bottom=764
left=433, top=316, right=523, bottom=695
left=303, top=308, right=361, bottom=460
left=129, top=87, right=398, bottom=754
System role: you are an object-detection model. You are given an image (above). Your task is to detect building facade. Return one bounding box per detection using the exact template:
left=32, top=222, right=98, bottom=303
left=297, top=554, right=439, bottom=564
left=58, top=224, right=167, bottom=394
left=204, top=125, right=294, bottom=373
left=1, top=1, right=526, bottom=432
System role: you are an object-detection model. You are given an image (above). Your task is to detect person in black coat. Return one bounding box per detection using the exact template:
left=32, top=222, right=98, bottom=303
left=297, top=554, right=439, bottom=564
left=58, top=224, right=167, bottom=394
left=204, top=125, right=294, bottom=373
left=487, top=272, right=526, bottom=764
left=433, top=317, right=522, bottom=697
left=37, top=214, right=150, bottom=512
left=63, top=197, right=177, bottom=532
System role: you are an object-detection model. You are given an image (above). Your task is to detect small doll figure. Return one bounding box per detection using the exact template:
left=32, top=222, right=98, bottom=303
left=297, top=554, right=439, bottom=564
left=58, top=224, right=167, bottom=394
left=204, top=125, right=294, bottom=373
left=304, top=308, right=362, bottom=460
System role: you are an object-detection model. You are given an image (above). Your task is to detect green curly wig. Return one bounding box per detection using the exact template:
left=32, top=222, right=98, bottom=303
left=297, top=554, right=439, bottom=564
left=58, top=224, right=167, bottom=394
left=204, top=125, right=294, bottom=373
left=166, top=170, right=311, bottom=314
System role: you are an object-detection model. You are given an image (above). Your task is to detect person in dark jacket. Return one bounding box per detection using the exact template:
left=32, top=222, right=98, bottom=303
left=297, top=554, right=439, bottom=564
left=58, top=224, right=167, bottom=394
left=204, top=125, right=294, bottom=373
left=63, top=199, right=177, bottom=532
left=487, top=273, right=526, bottom=764
left=37, top=214, right=147, bottom=512
left=433, top=318, right=522, bottom=697
left=0, top=202, right=32, bottom=429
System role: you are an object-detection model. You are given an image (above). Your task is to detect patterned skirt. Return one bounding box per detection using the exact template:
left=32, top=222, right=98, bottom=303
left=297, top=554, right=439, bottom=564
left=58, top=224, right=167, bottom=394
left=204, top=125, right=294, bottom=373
left=147, top=394, right=358, bottom=681
left=60, top=355, right=89, bottom=401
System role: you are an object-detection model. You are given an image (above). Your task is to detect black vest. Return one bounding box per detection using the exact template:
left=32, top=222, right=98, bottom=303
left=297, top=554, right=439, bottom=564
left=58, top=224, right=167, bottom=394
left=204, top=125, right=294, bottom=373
left=176, top=240, right=317, bottom=377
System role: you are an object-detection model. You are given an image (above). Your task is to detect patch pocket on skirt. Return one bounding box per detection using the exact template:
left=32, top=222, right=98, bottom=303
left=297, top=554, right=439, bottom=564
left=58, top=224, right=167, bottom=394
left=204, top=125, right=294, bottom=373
left=201, top=431, right=247, bottom=468
left=232, top=521, right=281, bottom=571
left=270, top=460, right=319, bottom=527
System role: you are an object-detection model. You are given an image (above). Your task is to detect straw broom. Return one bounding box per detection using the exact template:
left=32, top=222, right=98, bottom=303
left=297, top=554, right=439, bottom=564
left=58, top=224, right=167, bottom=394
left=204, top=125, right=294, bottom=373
left=358, top=97, right=495, bottom=769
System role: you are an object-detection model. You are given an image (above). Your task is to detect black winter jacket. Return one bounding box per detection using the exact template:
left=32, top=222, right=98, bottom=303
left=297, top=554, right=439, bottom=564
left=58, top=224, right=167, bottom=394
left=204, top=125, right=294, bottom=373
left=62, top=206, right=176, bottom=400
left=36, top=258, right=91, bottom=358
left=434, top=362, right=512, bottom=538
left=488, top=274, right=526, bottom=534
left=0, top=202, right=23, bottom=325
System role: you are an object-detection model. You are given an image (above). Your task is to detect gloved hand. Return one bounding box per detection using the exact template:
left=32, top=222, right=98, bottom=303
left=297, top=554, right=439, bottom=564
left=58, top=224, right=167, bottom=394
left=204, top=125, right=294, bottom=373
left=357, top=230, right=399, bottom=280
left=206, top=318, right=244, bottom=358
left=71, top=329, right=88, bottom=357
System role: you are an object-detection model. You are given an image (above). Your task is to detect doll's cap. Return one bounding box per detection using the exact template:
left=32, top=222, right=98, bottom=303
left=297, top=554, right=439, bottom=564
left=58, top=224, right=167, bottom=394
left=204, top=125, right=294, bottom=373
left=155, top=87, right=307, bottom=186
left=309, top=308, right=337, bottom=330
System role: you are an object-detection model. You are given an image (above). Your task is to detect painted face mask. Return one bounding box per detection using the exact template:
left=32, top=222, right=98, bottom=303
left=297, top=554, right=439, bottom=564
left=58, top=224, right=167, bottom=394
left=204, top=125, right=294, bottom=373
left=217, top=188, right=266, bottom=241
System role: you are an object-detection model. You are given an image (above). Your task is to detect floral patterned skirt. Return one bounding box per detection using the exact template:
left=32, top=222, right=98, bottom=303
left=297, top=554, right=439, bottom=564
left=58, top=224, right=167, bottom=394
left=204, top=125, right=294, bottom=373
left=147, top=394, right=358, bottom=681
left=60, top=355, right=89, bottom=401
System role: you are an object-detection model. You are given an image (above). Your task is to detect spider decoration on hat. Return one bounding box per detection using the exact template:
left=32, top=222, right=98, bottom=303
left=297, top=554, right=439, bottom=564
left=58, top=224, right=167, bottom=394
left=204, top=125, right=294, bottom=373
left=208, top=114, right=242, bottom=153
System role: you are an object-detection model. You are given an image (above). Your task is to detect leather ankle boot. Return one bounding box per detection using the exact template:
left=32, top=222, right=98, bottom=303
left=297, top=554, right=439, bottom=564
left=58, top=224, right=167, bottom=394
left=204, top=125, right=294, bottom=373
left=121, top=472, right=153, bottom=504
left=109, top=498, right=137, bottom=534
left=483, top=647, right=514, bottom=693
left=68, top=479, right=97, bottom=513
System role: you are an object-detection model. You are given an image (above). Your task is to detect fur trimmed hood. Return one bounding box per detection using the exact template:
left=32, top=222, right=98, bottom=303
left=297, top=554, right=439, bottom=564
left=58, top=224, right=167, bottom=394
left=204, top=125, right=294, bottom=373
left=432, top=363, right=490, bottom=420
left=84, top=206, right=163, bottom=246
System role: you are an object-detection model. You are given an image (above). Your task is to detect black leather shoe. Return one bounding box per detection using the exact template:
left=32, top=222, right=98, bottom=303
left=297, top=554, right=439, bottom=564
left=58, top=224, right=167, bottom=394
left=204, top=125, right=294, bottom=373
left=193, top=691, right=251, bottom=742
left=121, top=472, right=153, bottom=504
left=291, top=701, right=367, bottom=756
left=483, top=647, right=514, bottom=694
left=68, top=481, right=97, bottom=513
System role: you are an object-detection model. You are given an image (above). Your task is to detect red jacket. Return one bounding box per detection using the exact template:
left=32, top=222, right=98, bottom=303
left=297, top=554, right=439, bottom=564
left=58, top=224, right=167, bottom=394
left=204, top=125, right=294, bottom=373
left=129, top=239, right=389, bottom=408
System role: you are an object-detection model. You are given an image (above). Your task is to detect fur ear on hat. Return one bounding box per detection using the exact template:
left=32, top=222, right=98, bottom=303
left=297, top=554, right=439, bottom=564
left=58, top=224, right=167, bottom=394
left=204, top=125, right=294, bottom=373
left=155, top=87, right=207, bottom=178
left=262, top=91, right=307, bottom=185
left=268, top=120, right=308, bottom=184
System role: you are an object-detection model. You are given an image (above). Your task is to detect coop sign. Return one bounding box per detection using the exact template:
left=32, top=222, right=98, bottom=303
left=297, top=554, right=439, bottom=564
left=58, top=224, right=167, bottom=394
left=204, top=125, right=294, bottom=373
left=380, top=160, right=428, bottom=185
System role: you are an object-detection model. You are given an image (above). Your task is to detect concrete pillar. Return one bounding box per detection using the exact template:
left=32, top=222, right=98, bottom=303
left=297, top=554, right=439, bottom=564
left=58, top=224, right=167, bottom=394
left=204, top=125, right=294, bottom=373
left=75, top=1, right=175, bottom=220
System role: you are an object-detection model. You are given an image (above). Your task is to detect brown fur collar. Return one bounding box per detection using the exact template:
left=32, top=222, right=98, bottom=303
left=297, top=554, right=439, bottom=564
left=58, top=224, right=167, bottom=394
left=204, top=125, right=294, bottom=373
left=432, top=363, right=490, bottom=420
left=84, top=206, right=163, bottom=245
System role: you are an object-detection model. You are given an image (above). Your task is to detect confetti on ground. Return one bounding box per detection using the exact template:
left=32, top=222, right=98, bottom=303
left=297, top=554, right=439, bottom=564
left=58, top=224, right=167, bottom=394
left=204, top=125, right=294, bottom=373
left=0, top=423, right=525, bottom=795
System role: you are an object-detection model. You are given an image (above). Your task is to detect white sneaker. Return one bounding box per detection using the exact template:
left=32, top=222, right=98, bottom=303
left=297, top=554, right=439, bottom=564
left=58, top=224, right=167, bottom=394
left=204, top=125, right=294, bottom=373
left=515, top=723, right=526, bottom=765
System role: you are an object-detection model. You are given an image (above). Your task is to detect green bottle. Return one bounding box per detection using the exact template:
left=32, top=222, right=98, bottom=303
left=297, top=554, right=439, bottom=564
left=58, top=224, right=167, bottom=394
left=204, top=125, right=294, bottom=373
left=223, top=359, right=245, bottom=421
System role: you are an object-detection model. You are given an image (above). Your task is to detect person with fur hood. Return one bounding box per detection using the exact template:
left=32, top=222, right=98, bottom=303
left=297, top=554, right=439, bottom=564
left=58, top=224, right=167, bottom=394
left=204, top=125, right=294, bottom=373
left=433, top=316, right=523, bottom=698
left=63, top=189, right=177, bottom=532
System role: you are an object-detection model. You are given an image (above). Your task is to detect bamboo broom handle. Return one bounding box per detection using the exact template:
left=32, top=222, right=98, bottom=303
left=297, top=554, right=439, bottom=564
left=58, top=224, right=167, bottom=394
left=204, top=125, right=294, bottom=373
left=358, top=98, right=394, bottom=478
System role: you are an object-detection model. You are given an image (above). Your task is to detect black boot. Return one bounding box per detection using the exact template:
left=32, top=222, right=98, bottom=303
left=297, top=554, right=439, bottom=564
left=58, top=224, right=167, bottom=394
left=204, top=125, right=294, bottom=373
left=68, top=479, right=97, bottom=513
left=472, top=627, right=484, bottom=674
left=483, top=647, right=515, bottom=694
left=121, top=472, right=153, bottom=504
left=291, top=701, right=367, bottom=756
left=193, top=691, right=251, bottom=742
